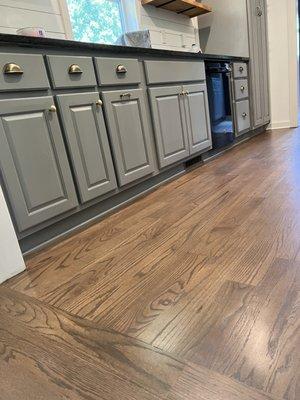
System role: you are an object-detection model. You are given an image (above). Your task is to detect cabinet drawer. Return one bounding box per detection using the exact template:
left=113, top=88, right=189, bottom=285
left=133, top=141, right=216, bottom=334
left=233, top=62, right=248, bottom=78
left=235, top=99, right=250, bottom=135
left=46, top=55, right=97, bottom=89
left=0, top=53, right=49, bottom=91
left=144, top=60, right=205, bottom=84
left=94, top=57, right=141, bottom=86
left=234, top=78, right=249, bottom=100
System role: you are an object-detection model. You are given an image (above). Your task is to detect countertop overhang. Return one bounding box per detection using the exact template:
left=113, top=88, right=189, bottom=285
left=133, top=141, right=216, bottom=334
left=0, top=33, right=249, bottom=62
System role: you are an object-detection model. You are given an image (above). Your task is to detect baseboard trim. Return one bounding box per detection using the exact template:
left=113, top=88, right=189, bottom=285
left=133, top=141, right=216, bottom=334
left=268, top=121, right=291, bottom=129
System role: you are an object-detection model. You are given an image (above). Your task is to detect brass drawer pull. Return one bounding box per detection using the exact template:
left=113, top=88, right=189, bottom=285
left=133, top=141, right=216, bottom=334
left=68, top=64, right=83, bottom=74
left=120, top=92, right=131, bottom=99
left=239, top=66, right=244, bottom=72
left=242, top=112, right=247, bottom=118
left=96, top=99, right=103, bottom=106
left=3, top=63, right=24, bottom=75
left=240, top=85, right=245, bottom=91
left=49, top=105, right=57, bottom=112
left=116, top=64, right=127, bottom=74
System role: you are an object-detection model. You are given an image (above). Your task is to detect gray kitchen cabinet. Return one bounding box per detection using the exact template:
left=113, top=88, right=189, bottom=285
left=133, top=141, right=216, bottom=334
left=148, top=85, right=189, bottom=168
left=247, top=0, right=270, bottom=127
left=0, top=96, right=78, bottom=232
left=183, top=83, right=212, bottom=155
left=57, top=92, right=117, bottom=203
left=102, top=88, right=155, bottom=186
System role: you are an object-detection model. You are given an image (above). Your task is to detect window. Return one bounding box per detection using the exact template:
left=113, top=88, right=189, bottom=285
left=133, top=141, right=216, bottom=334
left=65, top=0, right=125, bottom=44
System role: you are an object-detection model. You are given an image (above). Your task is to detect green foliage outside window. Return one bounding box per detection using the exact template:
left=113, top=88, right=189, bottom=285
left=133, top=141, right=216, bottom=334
left=66, top=0, right=124, bottom=44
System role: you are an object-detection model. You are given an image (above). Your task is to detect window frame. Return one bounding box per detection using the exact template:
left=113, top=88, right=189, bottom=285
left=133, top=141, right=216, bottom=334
left=58, top=0, right=139, bottom=42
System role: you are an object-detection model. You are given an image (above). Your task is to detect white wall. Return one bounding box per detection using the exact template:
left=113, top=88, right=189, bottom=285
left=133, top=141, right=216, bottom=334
left=0, top=0, right=66, bottom=38
left=0, top=0, right=199, bottom=52
left=266, top=0, right=298, bottom=129
left=0, top=187, right=25, bottom=284
left=137, top=2, right=200, bottom=52
left=197, top=0, right=249, bottom=57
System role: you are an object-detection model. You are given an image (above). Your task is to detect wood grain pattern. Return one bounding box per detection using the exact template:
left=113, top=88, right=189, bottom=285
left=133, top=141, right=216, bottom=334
left=4, top=129, right=300, bottom=400
left=167, top=362, right=281, bottom=400
left=0, top=286, right=184, bottom=400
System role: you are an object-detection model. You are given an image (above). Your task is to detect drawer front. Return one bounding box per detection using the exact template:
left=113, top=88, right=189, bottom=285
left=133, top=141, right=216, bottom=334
left=233, top=62, right=248, bottom=78
left=144, top=60, right=205, bottom=84
left=235, top=100, right=250, bottom=135
left=46, top=55, right=97, bottom=89
left=95, top=57, right=141, bottom=86
left=234, top=78, right=249, bottom=100
left=0, top=53, right=49, bottom=91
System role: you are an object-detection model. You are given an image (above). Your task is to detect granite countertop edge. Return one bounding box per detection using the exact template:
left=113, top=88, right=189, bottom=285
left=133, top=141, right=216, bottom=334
left=0, top=33, right=249, bottom=62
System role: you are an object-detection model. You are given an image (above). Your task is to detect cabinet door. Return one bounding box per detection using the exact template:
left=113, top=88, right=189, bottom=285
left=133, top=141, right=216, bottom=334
left=183, top=83, right=212, bottom=155
left=260, top=0, right=270, bottom=124
left=247, top=0, right=270, bottom=128
left=57, top=92, right=117, bottom=203
left=0, top=97, right=78, bottom=232
left=102, top=88, right=155, bottom=186
left=148, top=85, right=189, bottom=168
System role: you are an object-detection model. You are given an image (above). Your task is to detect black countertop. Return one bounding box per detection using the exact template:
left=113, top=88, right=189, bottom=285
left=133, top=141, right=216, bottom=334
left=0, top=33, right=249, bottom=62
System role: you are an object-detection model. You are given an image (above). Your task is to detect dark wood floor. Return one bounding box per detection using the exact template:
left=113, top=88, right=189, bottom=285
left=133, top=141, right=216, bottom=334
left=2, top=129, right=300, bottom=400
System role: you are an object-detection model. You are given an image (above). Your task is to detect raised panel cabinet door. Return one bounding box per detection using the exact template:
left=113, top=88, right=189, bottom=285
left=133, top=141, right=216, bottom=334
left=0, top=96, right=78, bottom=233
left=260, top=0, right=270, bottom=124
left=247, top=0, right=269, bottom=128
left=102, top=88, right=155, bottom=186
left=57, top=92, right=117, bottom=203
left=183, top=83, right=212, bottom=155
left=148, top=85, right=189, bottom=168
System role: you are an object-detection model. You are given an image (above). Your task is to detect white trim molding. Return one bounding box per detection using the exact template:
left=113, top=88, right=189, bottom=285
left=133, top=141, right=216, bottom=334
left=57, top=0, right=73, bottom=39
left=0, top=187, right=25, bottom=283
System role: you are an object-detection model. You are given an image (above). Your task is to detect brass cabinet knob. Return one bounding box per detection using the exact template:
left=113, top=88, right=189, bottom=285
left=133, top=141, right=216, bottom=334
left=68, top=64, right=83, bottom=74
left=116, top=64, right=127, bottom=74
left=49, top=105, right=57, bottom=112
left=3, top=63, right=23, bottom=75
left=120, top=92, right=131, bottom=99
left=240, top=85, right=245, bottom=91
left=242, top=112, right=247, bottom=118
left=239, top=66, right=244, bottom=72
left=96, top=99, right=103, bottom=106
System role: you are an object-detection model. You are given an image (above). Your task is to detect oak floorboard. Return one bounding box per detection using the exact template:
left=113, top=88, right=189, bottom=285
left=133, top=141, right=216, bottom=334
left=167, top=362, right=281, bottom=400
left=3, top=129, right=300, bottom=400
left=1, top=289, right=283, bottom=400
left=0, top=286, right=184, bottom=400
left=181, top=259, right=300, bottom=400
